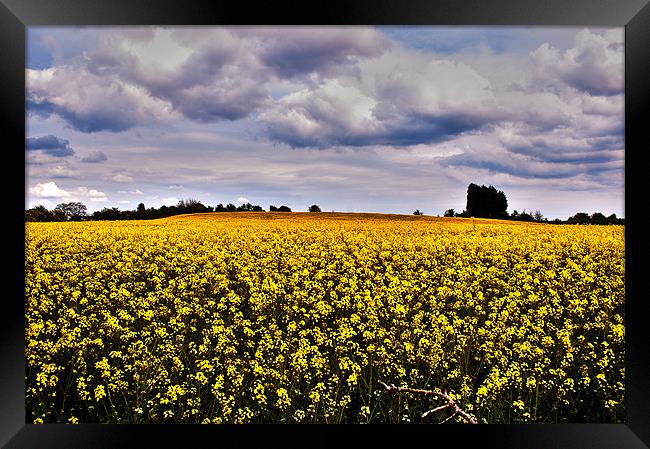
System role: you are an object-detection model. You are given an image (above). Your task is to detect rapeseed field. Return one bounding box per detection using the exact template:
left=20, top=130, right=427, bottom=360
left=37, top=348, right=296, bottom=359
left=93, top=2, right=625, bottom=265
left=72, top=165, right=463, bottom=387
left=25, top=213, right=624, bottom=423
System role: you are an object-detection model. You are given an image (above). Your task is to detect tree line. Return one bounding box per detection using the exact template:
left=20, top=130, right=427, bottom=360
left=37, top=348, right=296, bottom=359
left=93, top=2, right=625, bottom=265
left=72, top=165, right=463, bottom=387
left=25, top=184, right=623, bottom=225
left=439, top=183, right=624, bottom=225
left=25, top=199, right=305, bottom=222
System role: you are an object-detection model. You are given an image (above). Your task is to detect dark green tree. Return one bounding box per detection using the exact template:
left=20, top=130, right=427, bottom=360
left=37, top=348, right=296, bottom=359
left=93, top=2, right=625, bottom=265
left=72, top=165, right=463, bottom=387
left=567, top=212, right=591, bottom=224
left=53, top=202, right=87, bottom=221
left=92, top=207, right=122, bottom=221
left=25, top=205, right=54, bottom=222
left=591, top=212, right=608, bottom=224
left=465, top=183, right=508, bottom=218
left=519, top=209, right=534, bottom=222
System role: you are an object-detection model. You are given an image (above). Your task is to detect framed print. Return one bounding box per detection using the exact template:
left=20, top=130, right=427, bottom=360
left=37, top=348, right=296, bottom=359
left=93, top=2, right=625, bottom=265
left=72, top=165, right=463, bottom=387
left=2, top=0, right=649, bottom=447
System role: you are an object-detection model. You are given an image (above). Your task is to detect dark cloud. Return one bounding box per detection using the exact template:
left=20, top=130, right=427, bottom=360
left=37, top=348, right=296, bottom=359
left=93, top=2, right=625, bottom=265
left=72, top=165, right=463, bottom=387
left=241, top=27, right=391, bottom=78
left=171, top=80, right=270, bottom=122
left=27, top=27, right=392, bottom=129
left=261, top=53, right=501, bottom=148
left=266, top=112, right=492, bottom=149
left=27, top=67, right=174, bottom=132
left=443, top=146, right=621, bottom=180
left=80, top=29, right=270, bottom=123
left=495, top=117, right=623, bottom=161
left=80, top=150, right=108, bottom=163
left=26, top=135, right=75, bottom=157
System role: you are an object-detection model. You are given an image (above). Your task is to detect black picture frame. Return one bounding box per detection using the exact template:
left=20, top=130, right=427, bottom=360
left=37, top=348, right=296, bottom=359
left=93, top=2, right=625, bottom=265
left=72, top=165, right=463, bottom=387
left=2, top=0, right=649, bottom=447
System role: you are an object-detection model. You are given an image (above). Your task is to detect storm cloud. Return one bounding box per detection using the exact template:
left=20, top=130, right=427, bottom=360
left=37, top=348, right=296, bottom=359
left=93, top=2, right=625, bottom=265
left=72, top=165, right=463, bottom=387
left=26, top=134, right=75, bottom=157
left=27, top=67, right=175, bottom=132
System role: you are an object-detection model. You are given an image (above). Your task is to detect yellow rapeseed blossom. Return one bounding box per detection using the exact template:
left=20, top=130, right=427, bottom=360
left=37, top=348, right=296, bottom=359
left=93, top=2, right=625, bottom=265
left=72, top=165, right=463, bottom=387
left=25, top=213, right=624, bottom=423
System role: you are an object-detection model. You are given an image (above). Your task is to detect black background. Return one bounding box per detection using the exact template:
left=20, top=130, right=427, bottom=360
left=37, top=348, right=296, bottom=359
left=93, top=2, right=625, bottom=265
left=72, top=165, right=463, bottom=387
left=1, top=0, right=649, bottom=447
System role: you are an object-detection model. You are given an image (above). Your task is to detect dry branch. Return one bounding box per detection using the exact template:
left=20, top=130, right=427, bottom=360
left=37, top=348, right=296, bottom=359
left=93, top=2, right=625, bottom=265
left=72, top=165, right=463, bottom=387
left=378, top=380, right=478, bottom=424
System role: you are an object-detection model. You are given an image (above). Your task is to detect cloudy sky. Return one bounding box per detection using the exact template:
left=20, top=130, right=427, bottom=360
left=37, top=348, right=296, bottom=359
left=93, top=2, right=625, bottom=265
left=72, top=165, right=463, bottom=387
left=26, top=26, right=624, bottom=219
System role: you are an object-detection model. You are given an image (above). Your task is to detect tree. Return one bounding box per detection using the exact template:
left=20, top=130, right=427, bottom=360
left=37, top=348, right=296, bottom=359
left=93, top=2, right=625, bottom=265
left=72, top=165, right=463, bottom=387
left=465, top=183, right=508, bottom=218
left=413, top=209, right=423, bottom=215
left=278, top=205, right=292, bottom=212
left=25, top=205, right=54, bottom=222
left=591, top=212, right=607, bottom=225
left=533, top=210, right=544, bottom=222
left=225, top=203, right=237, bottom=212
left=269, top=205, right=278, bottom=212
left=92, top=207, right=122, bottom=221
left=443, top=209, right=455, bottom=217
left=135, top=202, right=147, bottom=219
left=25, top=205, right=44, bottom=221
left=215, top=204, right=226, bottom=212
left=176, top=198, right=208, bottom=214
left=309, top=204, right=322, bottom=212
left=567, top=212, right=591, bottom=224
left=518, top=209, right=534, bottom=222
left=235, top=203, right=263, bottom=212
left=236, top=203, right=254, bottom=212
left=54, top=202, right=87, bottom=221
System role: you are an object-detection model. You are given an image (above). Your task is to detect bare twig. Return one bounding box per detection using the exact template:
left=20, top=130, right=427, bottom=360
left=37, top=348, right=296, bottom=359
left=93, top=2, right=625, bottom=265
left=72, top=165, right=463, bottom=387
left=378, top=380, right=478, bottom=424
left=420, top=403, right=448, bottom=419
left=439, top=410, right=459, bottom=424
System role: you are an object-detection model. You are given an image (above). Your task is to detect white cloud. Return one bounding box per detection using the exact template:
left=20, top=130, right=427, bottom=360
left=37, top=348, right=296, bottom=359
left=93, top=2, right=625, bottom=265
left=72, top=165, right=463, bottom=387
left=530, top=28, right=623, bottom=96
left=75, top=187, right=109, bottom=202
left=162, top=196, right=179, bottom=206
left=29, top=162, right=80, bottom=179
left=80, top=150, right=108, bottom=163
left=28, top=181, right=68, bottom=198
left=46, top=164, right=80, bottom=178
left=581, top=93, right=623, bottom=116
left=28, top=181, right=108, bottom=203
left=109, top=173, right=134, bottom=183
left=237, top=196, right=249, bottom=203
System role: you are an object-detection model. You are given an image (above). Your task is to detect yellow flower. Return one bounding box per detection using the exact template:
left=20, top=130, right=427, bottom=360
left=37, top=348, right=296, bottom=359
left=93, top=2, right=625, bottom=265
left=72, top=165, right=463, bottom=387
left=24, top=215, right=625, bottom=424
left=94, top=385, right=106, bottom=401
